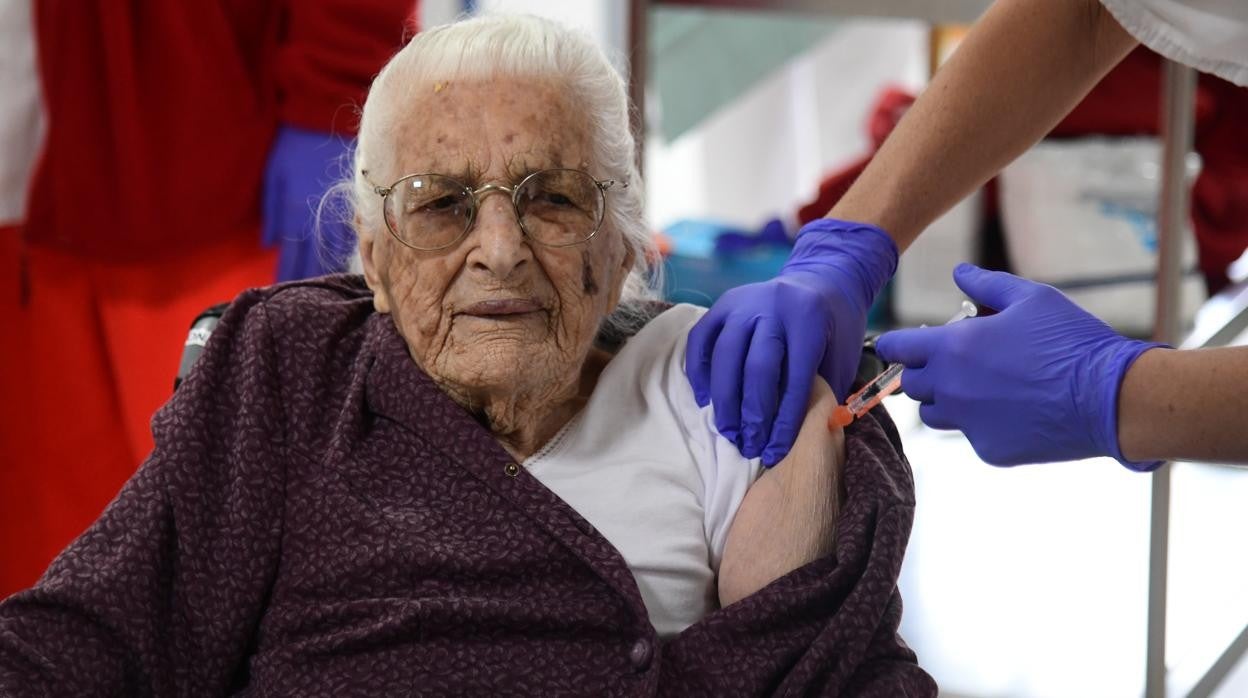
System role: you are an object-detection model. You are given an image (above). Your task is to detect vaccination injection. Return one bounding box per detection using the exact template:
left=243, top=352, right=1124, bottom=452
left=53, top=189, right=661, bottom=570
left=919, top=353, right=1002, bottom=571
left=829, top=300, right=978, bottom=429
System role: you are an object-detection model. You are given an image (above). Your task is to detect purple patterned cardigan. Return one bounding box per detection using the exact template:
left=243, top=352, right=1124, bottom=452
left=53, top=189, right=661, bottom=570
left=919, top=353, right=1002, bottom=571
left=0, top=275, right=935, bottom=696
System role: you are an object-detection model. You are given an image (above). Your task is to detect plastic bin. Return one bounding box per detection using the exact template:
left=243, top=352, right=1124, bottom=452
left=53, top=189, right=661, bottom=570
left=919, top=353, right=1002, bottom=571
left=999, top=137, right=1204, bottom=336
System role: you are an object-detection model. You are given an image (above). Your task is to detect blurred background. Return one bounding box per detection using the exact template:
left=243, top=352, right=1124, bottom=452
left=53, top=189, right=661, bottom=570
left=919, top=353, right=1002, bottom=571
left=3, top=1, right=1247, bottom=695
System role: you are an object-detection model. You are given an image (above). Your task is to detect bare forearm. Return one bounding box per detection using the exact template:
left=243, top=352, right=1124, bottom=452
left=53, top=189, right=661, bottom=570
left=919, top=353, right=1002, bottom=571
left=1118, top=347, right=1248, bottom=464
left=829, top=0, right=1137, bottom=250
left=718, top=380, right=844, bottom=606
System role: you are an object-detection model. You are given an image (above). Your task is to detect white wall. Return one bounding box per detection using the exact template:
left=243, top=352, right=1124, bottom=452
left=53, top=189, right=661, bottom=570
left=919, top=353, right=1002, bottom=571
left=645, top=17, right=927, bottom=230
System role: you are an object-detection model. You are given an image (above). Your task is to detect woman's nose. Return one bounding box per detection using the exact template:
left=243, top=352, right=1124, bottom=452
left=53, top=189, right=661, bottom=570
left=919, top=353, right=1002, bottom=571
left=465, top=191, right=532, bottom=281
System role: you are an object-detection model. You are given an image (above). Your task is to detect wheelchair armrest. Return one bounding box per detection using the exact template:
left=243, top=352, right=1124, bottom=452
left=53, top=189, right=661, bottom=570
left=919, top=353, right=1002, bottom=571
left=174, top=303, right=230, bottom=391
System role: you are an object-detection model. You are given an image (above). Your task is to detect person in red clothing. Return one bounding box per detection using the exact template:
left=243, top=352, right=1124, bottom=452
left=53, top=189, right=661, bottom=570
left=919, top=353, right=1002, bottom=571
left=0, top=0, right=417, bottom=597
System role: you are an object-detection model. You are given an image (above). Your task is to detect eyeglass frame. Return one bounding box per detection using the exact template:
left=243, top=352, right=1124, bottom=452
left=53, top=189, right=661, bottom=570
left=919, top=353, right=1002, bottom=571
left=361, top=168, right=627, bottom=251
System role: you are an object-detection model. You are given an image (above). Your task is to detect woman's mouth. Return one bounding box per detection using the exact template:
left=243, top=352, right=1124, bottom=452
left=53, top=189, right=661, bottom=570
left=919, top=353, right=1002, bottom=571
left=459, top=298, right=544, bottom=318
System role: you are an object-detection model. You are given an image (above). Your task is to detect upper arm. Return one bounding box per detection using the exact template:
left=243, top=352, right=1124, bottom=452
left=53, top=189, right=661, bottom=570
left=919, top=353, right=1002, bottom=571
left=717, top=378, right=845, bottom=606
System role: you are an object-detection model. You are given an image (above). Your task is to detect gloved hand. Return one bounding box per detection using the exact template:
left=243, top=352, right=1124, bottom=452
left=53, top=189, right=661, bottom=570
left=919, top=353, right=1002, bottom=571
left=263, top=125, right=356, bottom=281
left=875, top=263, right=1164, bottom=469
left=686, top=218, right=898, bottom=466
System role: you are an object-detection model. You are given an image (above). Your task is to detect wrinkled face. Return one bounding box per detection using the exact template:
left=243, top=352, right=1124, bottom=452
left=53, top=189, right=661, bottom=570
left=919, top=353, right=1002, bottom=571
left=359, top=78, right=633, bottom=405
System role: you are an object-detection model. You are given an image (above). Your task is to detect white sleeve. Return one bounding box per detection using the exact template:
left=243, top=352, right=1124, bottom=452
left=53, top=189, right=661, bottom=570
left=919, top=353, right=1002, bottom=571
left=660, top=305, right=765, bottom=572
left=1099, top=0, right=1248, bottom=86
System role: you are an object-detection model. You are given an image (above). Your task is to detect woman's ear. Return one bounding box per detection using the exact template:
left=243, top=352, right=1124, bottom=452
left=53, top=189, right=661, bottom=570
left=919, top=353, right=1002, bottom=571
left=357, top=217, right=391, bottom=314
left=604, top=237, right=638, bottom=315
left=620, top=243, right=637, bottom=280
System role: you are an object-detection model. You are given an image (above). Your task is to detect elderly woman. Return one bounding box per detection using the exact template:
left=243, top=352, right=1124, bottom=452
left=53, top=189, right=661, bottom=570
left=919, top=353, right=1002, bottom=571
left=0, top=14, right=933, bottom=696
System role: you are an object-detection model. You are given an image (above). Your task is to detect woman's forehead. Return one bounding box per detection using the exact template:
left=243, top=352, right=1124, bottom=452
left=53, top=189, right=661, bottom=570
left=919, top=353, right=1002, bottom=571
left=390, top=78, right=592, bottom=178
left=399, top=151, right=592, bottom=185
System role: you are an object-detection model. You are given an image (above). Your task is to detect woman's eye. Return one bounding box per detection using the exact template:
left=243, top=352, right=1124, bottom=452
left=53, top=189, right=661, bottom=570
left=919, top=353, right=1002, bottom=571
left=417, top=195, right=461, bottom=213
left=541, top=192, right=575, bottom=207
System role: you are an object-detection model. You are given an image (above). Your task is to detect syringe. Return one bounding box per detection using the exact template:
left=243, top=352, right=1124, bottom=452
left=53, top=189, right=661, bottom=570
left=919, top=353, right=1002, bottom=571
left=829, top=300, right=977, bottom=428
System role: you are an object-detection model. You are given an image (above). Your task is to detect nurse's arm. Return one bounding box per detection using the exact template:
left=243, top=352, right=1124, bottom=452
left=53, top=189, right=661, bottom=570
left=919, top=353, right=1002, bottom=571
left=1118, top=346, right=1248, bottom=464
left=718, top=378, right=843, bottom=606
left=830, top=0, right=1138, bottom=250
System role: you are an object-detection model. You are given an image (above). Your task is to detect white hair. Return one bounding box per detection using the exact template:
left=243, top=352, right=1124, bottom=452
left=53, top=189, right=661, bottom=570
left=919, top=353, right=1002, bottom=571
left=331, top=12, right=661, bottom=331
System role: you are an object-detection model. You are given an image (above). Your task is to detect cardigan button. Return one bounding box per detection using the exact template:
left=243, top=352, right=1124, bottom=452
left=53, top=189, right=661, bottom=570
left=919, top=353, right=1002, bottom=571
left=629, top=638, right=653, bottom=671
left=503, top=462, right=520, bottom=477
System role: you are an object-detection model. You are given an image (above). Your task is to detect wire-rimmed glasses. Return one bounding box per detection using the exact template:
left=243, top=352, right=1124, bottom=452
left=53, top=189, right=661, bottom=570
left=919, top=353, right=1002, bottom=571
left=362, top=168, right=625, bottom=251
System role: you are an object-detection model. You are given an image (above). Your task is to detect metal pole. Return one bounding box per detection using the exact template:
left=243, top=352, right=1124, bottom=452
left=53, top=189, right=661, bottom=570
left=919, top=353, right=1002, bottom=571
left=1145, top=463, right=1172, bottom=698
left=1144, top=59, right=1197, bottom=698
left=1189, top=624, right=1248, bottom=698
left=627, top=0, right=649, bottom=175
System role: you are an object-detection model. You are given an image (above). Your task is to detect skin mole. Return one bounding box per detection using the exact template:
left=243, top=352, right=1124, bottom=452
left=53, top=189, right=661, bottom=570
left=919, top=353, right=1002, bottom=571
left=581, top=251, right=599, bottom=296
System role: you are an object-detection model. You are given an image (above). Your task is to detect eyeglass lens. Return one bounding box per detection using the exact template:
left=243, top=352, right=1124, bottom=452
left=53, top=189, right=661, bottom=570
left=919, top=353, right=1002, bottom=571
left=383, top=170, right=604, bottom=249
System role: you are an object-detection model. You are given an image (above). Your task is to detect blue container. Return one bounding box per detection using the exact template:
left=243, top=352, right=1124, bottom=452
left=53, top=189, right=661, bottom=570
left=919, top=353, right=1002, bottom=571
left=661, top=219, right=790, bottom=307
left=658, top=218, right=894, bottom=328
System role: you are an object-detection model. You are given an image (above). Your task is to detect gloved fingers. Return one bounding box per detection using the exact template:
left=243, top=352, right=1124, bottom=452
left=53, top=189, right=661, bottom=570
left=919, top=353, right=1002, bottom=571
left=875, top=326, right=941, bottom=368
left=277, top=238, right=308, bottom=283
left=261, top=161, right=286, bottom=248
left=918, top=402, right=961, bottom=431
left=302, top=220, right=347, bottom=278
left=686, top=308, right=726, bottom=407
left=305, top=232, right=330, bottom=278
left=739, top=316, right=785, bottom=459
left=301, top=241, right=327, bottom=280
left=898, top=365, right=936, bottom=404
left=321, top=219, right=356, bottom=270
left=761, top=330, right=821, bottom=467
left=952, top=263, right=1037, bottom=312
left=825, top=326, right=862, bottom=402
left=709, top=316, right=757, bottom=448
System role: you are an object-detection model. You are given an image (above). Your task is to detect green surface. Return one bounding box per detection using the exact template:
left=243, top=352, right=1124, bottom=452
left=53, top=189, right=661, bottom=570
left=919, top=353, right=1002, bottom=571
left=651, top=7, right=843, bottom=141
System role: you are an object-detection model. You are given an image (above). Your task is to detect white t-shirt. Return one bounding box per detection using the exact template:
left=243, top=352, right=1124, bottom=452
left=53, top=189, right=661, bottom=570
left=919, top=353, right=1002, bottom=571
left=1100, top=0, right=1248, bottom=86
left=522, top=304, right=763, bottom=638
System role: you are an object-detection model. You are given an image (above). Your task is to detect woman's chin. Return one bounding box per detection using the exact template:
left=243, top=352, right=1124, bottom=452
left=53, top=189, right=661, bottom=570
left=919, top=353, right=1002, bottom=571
left=433, top=344, right=562, bottom=397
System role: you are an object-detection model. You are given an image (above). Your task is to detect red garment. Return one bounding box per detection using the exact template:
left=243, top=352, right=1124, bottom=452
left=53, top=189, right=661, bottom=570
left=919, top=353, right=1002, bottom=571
left=797, top=88, right=914, bottom=225
left=0, top=1, right=415, bottom=597
left=27, top=0, right=415, bottom=262
left=0, top=229, right=278, bottom=597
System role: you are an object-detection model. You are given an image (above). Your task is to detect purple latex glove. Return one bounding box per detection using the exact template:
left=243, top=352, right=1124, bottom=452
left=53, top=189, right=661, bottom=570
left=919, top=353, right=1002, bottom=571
left=876, top=264, right=1164, bottom=469
left=686, top=218, right=898, bottom=466
left=263, top=125, right=355, bottom=281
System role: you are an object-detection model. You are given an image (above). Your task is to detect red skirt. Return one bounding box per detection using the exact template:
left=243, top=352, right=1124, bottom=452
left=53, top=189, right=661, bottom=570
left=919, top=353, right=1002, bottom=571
left=0, top=228, right=276, bottom=596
